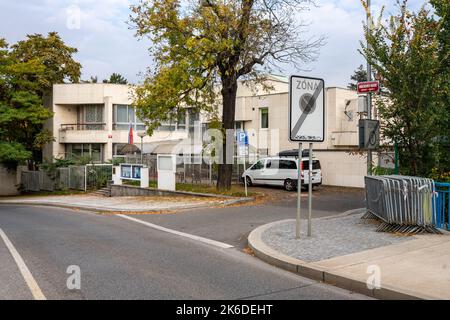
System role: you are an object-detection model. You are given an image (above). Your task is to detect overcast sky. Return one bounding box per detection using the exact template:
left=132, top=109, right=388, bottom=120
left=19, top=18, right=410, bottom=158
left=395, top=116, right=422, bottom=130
left=0, top=0, right=426, bottom=87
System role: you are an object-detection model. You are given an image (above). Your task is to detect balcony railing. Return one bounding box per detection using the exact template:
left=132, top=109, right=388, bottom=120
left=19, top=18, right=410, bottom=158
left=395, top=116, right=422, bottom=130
left=60, top=123, right=106, bottom=131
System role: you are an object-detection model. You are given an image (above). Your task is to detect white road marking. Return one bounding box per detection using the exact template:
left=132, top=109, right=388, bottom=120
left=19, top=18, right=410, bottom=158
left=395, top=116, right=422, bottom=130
left=116, top=214, right=234, bottom=249
left=0, top=228, right=46, bottom=300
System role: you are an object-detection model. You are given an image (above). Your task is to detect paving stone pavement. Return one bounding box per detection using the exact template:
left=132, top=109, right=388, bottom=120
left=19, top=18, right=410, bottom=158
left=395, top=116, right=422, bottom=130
left=261, top=212, right=414, bottom=262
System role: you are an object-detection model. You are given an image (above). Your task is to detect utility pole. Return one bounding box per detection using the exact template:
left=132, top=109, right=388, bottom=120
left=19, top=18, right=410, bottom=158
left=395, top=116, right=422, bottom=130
left=366, top=0, right=373, bottom=176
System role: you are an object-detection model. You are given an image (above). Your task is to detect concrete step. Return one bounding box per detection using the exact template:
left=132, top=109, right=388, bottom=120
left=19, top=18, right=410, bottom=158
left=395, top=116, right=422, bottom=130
left=93, top=187, right=111, bottom=197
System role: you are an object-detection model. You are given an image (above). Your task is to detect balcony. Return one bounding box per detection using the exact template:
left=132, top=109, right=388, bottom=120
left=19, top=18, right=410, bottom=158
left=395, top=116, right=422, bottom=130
left=59, top=123, right=109, bottom=143
left=61, top=123, right=106, bottom=131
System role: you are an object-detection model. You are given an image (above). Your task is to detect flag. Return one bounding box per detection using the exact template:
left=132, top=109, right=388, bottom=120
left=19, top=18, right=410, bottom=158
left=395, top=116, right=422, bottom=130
left=128, top=122, right=134, bottom=144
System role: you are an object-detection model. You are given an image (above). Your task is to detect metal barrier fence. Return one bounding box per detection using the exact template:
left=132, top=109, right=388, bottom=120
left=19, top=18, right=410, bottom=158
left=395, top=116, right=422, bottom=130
left=365, top=175, right=436, bottom=230
left=434, top=182, right=450, bottom=231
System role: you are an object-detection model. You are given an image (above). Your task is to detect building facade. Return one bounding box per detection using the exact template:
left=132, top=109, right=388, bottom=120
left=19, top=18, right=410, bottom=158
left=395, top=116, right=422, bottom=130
left=44, top=77, right=384, bottom=187
left=43, top=84, right=193, bottom=163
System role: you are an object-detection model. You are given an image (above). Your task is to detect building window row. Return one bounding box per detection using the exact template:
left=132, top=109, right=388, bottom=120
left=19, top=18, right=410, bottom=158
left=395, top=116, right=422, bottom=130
left=113, top=104, right=145, bottom=131
left=66, top=143, right=103, bottom=162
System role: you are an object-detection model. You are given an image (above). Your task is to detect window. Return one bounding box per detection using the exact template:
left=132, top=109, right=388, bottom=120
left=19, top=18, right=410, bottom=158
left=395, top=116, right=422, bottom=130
left=66, top=144, right=103, bottom=163
left=302, top=160, right=321, bottom=170
left=251, top=160, right=264, bottom=170
left=113, top=105, right=145, bottom=130
left=279, top=160, right=297, bottom=170
left=177, top=111, right=186, bottom=130
left=91, top=144, right=101, bottom=162
left=235, top=121, right=244, bottom=130
left=159, top=110, right=188, bottom=131
left=188, top=109, right=200, bottom=136
left=266, top=160, right=279, bottom=169
left=77, top=104, right=104, bottom=130
left=260, top=108, right=269, bottom=129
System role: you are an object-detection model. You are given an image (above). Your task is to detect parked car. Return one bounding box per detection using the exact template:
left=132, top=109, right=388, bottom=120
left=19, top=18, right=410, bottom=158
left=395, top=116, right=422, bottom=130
left=242, top=157, right=322, bottom=191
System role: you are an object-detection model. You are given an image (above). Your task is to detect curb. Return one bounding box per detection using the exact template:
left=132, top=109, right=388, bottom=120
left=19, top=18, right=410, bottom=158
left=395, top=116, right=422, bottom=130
left=0, top=196, right=254, bottom=213
left=247, top=208, right=434, bottom=300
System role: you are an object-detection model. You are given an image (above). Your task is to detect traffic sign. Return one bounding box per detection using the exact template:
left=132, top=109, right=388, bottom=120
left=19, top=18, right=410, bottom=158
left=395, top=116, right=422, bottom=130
left=236, top=130, right=248, bottom=146
left=358, top=119, right=380, bottom=150
left=357, top=81, right=379, bottom=94
left=289, top=76, right=325, bottom=142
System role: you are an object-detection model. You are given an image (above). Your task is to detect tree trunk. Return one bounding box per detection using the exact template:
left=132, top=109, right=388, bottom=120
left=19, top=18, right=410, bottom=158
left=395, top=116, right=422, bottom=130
left=217, top=77, right=237, bottom=190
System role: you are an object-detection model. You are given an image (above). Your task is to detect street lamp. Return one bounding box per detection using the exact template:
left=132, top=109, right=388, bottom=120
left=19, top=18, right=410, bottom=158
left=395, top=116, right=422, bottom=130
left=137, top=131, right=147, bottom=164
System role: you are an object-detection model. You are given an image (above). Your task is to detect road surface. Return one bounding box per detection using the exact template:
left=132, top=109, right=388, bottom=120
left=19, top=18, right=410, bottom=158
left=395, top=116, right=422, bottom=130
left=0, top=198, right=369, bottom=300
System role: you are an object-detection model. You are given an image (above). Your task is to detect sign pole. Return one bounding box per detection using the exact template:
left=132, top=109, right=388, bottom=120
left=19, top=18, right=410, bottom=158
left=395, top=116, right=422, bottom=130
left=296, top=142, right=302, bottom=239
left=243, top=149, right=248, bottom=197
left=308, top=143, right=313, bottom=237
left=366, top=0, right=373, bottom=176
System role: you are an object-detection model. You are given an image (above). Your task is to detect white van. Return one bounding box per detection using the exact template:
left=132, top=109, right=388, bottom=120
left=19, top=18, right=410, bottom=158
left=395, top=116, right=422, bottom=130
left=242, top=157, right=322, bottom=191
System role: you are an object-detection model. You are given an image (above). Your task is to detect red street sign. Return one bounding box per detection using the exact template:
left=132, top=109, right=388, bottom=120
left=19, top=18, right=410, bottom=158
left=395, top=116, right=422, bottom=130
left=357, top=81, right=379, bottom=93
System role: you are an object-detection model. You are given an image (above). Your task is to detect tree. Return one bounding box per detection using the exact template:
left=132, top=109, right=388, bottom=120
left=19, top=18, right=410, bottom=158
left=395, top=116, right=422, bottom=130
left=360, top=0, right=449, bottom=177
left=80, top=76, right=99, bottom=83
left=10, top=32, right=81, bottom=93
left=429, top=0, right=450, bottom=178
left=0, top=33, right=81, bottom=169
left=103, top=73, right=128, bottom=84
left=347, top=65, right=367, bottom=90
left=130, top=0, right=324, bottom=190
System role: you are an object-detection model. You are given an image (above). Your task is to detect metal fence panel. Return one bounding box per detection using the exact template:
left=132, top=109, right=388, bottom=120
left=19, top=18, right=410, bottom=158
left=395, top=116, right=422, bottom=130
left=69, top=166, right=86, bottom=190
left=86, top=164, right=112, bottom=190
left=40, top=170, right=56, bottom=191
left=21, top=171, right=41, bottom=192
left=365, top=175, right=436, bottom=227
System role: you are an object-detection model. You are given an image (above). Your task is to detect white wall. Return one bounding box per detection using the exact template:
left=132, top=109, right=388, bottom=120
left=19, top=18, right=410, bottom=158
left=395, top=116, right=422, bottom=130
left=314, top=151, right=368, bottom=188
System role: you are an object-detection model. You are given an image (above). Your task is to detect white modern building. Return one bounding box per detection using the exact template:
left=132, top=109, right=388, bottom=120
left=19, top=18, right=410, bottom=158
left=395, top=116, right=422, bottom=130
left=43, top=83, right=195, bottom=163
left=43, top=76, right=385, bottom=187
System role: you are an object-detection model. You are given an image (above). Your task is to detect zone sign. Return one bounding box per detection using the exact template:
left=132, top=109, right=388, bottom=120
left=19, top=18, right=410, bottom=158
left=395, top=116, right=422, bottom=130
left=289, top=75, right=325, bottom=142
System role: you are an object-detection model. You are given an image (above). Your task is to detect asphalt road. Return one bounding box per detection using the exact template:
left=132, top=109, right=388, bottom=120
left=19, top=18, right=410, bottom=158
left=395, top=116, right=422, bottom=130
left=128, top=185, right=366, bottom=248
left=0, top=202, right=369, bottom=300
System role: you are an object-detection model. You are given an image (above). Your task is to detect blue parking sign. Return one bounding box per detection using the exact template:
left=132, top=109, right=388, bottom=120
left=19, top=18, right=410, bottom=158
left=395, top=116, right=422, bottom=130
left=237, top=130, right=248, bottom=146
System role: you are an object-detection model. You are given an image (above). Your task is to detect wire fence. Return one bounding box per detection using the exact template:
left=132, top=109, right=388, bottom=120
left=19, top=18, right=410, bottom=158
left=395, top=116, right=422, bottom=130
left=20, top=164, right=112, bottom=192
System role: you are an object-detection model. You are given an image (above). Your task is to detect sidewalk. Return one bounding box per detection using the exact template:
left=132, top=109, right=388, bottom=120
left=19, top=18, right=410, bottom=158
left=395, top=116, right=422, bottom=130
left=0, top=194, right=242, bottom=212
left=248, top=209, right=450, bottom=300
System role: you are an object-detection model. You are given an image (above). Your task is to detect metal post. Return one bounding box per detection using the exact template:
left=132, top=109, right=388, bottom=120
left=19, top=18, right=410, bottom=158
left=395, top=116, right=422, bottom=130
left=296, top=143, right=302, bottom=239
left=308, top=143, right=313, bottom=237
left=243, top=155, right=248, bottom=197
left=366, top=0, right=372, bottom=176
left=209, top=162, right=212, bottom=185
left=140, top=136, right=144, bottom=164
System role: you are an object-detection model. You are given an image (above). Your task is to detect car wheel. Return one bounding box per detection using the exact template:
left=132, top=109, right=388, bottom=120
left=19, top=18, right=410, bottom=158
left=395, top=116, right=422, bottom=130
left=284, top=179, right=295, bottom=191
left=245, top=176, right=253, bottom=187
